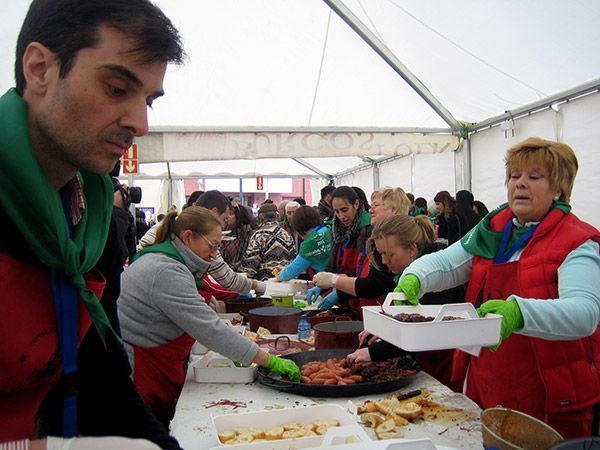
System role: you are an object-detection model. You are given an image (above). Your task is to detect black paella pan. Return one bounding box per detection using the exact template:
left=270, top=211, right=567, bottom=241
left=257, top=349, right=419, bottom=398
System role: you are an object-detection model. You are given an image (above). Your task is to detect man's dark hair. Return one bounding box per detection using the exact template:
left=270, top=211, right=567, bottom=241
left=292, top=197, right=306, bottom=206
left=194, top=190, right=232, bottom=215
left=15, top=0, right=185, bottom=94
left=290, top=205, right=322, bottom=235
left=185, top=190, right=204, bottom=208
left=320, top=185, right=336, bottom=199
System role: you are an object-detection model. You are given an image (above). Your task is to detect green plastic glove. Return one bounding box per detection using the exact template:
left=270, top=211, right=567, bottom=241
left=393, top=274, right=421, bottom=305
left=477, top=299, right=524, bottom=352
left=266, top=354, right=301, bottom=382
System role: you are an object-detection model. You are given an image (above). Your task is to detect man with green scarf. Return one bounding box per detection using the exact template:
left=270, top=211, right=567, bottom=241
left=0, top=1, right=185, bottom=448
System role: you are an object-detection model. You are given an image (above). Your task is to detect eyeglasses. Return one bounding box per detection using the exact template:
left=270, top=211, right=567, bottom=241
left=200, top=234, right=221, bottom=251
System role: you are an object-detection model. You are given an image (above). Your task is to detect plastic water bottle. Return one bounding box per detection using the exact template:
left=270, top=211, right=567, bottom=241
left=297, top=314, right=311, bottom=340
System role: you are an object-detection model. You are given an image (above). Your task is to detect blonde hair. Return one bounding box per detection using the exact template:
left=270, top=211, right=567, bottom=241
left=154, top=206, right=223, bottom=244
left=371, top=187, right=411, bottom=215
left=505, top=137, right=578, bottom=203
left=367, top=215, right=435, bottom=270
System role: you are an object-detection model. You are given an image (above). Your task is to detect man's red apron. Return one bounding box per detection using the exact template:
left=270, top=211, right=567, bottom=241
left=459, top=260, right=594, bottom=438
left=0, top=254, right=104, bottom=440
left=132, top=332, right=196, bottom=427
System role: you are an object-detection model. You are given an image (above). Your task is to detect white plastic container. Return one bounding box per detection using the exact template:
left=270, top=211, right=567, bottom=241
left=192, top=351, right=257, bottom=383
left=212, top=404, right=355, bottom=447
left=191, top=325, right=246, bottom=355
left=362, top=294, right=502, bottom=356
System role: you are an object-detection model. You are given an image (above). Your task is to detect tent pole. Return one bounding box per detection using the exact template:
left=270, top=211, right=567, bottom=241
left=372, top=163, right=380, bottom=191
left=167, top=162, right=172, bottom=210
left=238, top=178, right=243, bottom=205
left=323, top=0, right=460, bottom=131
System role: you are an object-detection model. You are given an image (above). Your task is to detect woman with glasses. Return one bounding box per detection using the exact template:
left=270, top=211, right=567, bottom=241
left=118, top=206, right=300, bottom=426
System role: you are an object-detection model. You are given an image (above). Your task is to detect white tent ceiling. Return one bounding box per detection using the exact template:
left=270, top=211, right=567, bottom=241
left=1, top=1, right=599, bottom=179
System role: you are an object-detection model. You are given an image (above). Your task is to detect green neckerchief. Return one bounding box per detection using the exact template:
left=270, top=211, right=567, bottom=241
left=299, top=225, right=331, bottom=266
left=134, top=238, right=204, bottom=289
left=0, top=89, right=115, bottom=344
left=461, top=201, right=571, bottom=259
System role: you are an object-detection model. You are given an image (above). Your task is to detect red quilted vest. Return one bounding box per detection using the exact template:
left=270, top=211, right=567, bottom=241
left=464, top=207, right=600, bottom=413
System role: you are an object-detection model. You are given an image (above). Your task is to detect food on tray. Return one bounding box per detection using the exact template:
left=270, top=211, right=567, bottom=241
left=355, top=389, right=477, bottom=439
left=300, top=358, right=363, bottom=385
left=256, top=326, right=271, bottom=337
left=298, top=355, right=418, bottom=385
left=264, top=426, right=284, bottom=440
left=390, top=312, right=464, bottom=322
left=244, top=330, right=258, bottom=341
left=351, top=357, right=419, bottom=383
left=219, top=419, right=341, bottom=444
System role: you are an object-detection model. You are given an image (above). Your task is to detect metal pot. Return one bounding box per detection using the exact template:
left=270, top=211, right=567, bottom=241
left=305, top=307, right=357, bottom=327
left=313, top=318, right=363, bottom=349
left=225, top=296, right=273, bottom=314
left=244, top=306, right=303, bottom=334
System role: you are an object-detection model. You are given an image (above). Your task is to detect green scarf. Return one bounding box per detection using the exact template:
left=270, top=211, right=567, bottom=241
left=461, top=201, right=571, bottom=258
left=134, top=238, right=204, bottom=289
left=0, top=89, right=115, bottom=343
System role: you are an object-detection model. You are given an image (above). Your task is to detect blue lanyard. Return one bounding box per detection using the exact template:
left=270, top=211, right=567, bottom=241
left=336, top=240, right=351, bottom=272
left=49, top=189, right=79, bottom=437
left=494, top=219, right=538, bottom=264
left=356, top=247, right=367, bottom=276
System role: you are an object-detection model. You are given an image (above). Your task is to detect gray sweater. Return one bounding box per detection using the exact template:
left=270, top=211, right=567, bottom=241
left=137, top=222, right=253, bottom=292
left=118, top=237, right=259, bottom=367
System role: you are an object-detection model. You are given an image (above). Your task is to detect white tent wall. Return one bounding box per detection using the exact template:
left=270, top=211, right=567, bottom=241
left=379, top=155, right=412, bottom=191
left=335, top=165, right=375, bottom=196
left=470, top=92, right=600, bottom=228
left=337, top=151, right=456, bottom=201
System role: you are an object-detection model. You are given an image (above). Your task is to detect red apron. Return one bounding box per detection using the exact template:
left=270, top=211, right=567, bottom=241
left=461, top=261, right=593, bottom=438
left=335, top=243, right=360, bottom=313
left=0, top=254, right=104, bottom=440
left=132, top=332, right=196, bottom=427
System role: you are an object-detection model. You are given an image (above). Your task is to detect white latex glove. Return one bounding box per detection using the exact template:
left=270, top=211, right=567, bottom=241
left=46, top=436, right=160, bottom=450
left=345, top=348, right=372, bottom=364
left=254, top=280, right=267, bottom=296
left=313, top=272, right=339, bottom=289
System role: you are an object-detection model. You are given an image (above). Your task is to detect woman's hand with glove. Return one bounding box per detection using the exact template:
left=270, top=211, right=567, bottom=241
left=317, top=290, right=339, bottom=310
left=305, top=286, right=322, bottom=304
left=265, top=354, right=301, bottom=381
left=253, top=280, right=267, bottom=296
left=477, top=299, right=524, bottom=351
left=313, top=272, right=339, bottom=289
left=393, top=274, right=421, bottom=305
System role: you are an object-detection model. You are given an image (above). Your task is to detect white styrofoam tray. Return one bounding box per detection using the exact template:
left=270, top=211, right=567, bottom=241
left=192, top=350, right=257, bottom=383
left=212, top=404, right=355, bottom=447
left=362, top=294, right=501, bottom=356
left=265, top=278, right=314, bottom=297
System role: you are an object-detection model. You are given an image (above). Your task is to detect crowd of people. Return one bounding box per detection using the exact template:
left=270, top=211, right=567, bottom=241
left=1, top=0, right=599, bottom=448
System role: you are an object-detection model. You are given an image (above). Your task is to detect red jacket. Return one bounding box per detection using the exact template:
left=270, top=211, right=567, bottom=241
left=461, top=207, right=600, bottom=414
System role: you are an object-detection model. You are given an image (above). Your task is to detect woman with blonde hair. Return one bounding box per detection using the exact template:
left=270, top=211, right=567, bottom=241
left=118, top=206, right=300, bottom=426
left=345, top=215, right=464, bottom=384
left=395, top=137, right=600, bottom=438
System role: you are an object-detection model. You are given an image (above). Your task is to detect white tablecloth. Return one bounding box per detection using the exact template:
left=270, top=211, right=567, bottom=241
left=170, top=369, right=483, bottom=450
